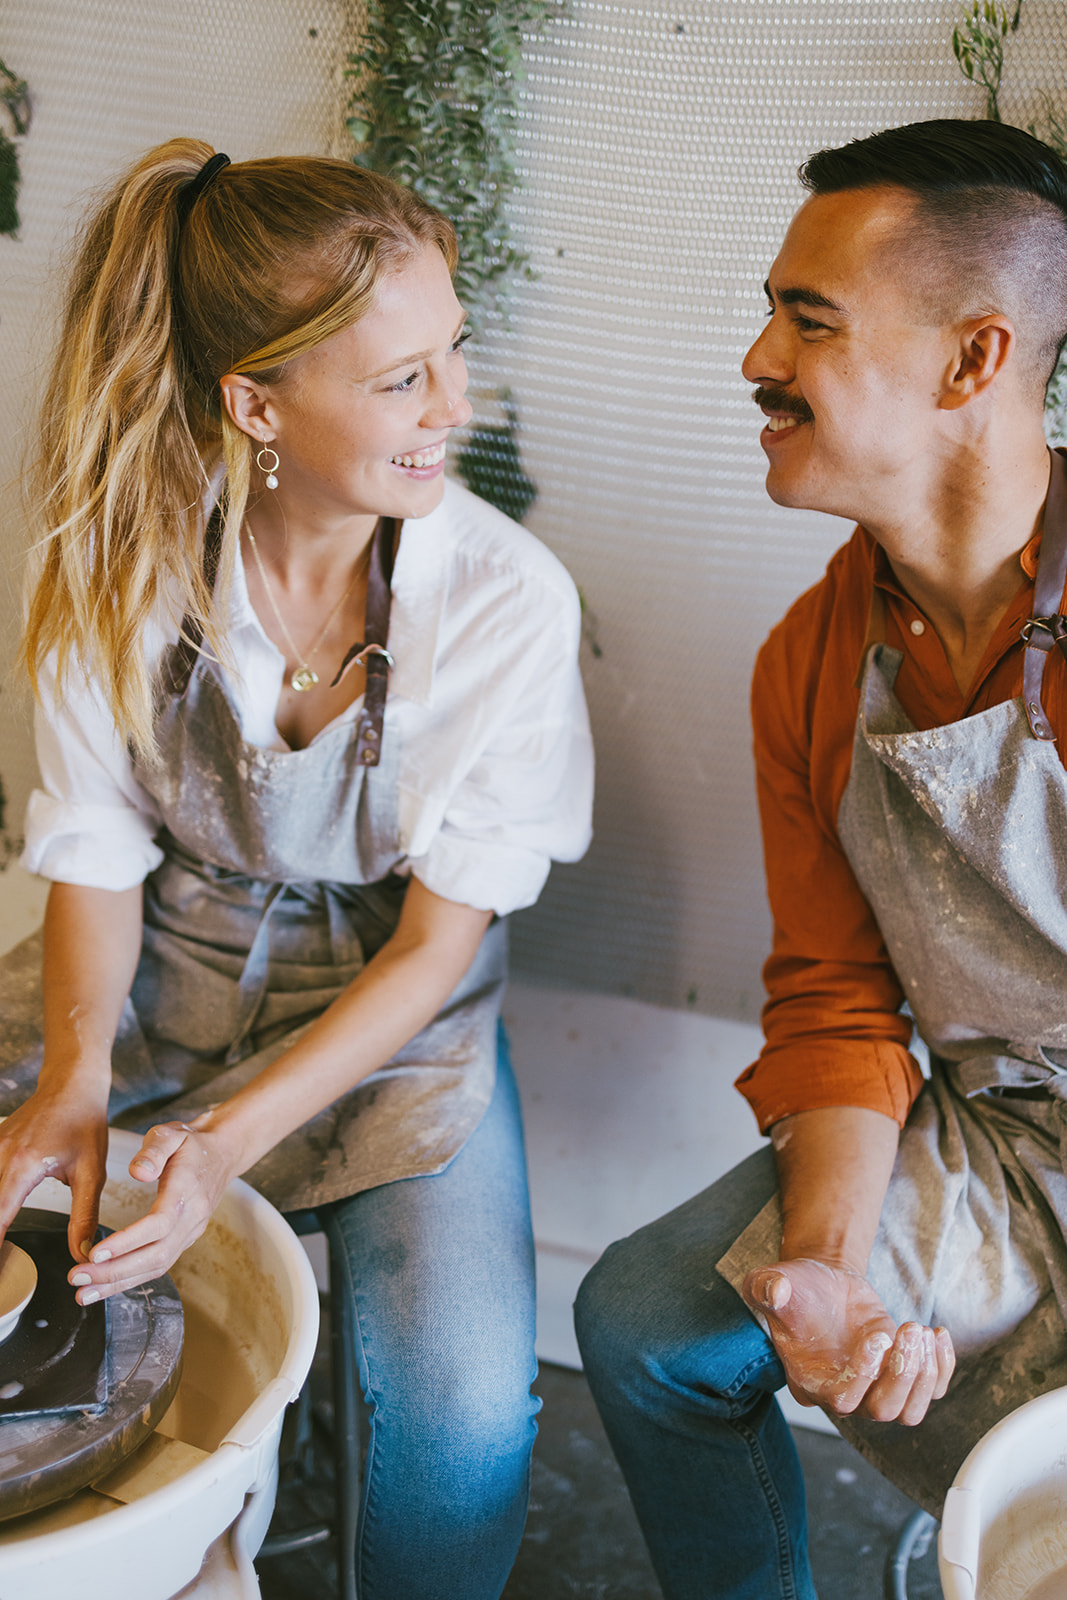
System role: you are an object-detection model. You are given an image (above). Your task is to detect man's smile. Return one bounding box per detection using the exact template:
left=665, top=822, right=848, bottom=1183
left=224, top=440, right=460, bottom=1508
left=753, top=385, right=814, bottom=429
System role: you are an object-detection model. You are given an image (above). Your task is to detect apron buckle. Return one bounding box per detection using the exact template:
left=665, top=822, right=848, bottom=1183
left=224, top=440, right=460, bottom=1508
left=1020, top=615, right=1067, bottom=739
left=1020, top=614, right=1067, bottom=650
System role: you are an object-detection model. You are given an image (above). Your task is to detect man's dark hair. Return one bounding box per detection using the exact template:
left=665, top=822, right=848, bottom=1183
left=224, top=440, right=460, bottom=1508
left=799, top=119, right=1067, bottom=395
left=801, top=119, right=1067, bottom=216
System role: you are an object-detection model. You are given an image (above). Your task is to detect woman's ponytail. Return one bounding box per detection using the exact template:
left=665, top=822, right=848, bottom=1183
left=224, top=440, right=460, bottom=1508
left=23, top=138, right=225, bottom=760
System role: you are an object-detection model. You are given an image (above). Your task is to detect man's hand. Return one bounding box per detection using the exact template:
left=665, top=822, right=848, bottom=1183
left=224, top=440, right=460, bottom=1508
left=742, top=1257, right=954, bottom=1425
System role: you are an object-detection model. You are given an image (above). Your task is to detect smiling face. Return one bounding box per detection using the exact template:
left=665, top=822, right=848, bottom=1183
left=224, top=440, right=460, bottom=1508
left=741, top=186, right=961, bottom=526
left=250, top=244, right=473, bottom=530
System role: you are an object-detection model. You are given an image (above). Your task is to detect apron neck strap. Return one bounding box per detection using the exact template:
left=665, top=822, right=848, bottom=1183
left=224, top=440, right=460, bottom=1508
left=163, top=511, right=398, bottom=769
left=163, top=504, right=224, bottom=698
left=1021, top=448, right=1067, bottom=741
left=329, top=515, right=400, bottom=768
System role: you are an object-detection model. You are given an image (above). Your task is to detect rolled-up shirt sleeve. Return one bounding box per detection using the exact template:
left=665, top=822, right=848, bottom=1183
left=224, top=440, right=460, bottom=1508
left=22, top=655, right=163, bottom=890
left=405, top=565, right=593, bottom=916
left=736, top=559, right=923, bottom=1132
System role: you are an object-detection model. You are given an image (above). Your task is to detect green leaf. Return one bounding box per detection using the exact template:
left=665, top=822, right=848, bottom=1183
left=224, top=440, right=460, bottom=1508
left=345, top=0, right=564, bottom=320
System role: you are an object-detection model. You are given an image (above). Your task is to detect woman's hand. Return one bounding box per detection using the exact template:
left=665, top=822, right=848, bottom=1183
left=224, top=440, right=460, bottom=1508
left=66, top=878, right=492, bottom=1302
left=0, top=1080, right=111, bottom=1266
left=68, top=1114, right=238, bottom=1303
left=7, top=879, right=144, bottom=1270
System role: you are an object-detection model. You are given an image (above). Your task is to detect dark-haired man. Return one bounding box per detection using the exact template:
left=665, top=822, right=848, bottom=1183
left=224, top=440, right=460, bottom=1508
left=576, top=119, right=1067, bottom=1599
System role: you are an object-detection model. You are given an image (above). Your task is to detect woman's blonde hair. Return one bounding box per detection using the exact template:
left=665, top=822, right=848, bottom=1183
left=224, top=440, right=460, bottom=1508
left=21, top=138, right=457, bottom=759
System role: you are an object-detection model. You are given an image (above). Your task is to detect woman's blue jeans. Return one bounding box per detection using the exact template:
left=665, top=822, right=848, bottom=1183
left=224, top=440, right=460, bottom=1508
left=575, top=1149, right=817, bottom=1600
left=322, top=1026, right=538, bottom=1600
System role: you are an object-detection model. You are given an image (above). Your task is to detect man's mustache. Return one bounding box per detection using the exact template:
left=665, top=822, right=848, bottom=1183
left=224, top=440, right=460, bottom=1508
left=753, top=386, right=814, bottom=424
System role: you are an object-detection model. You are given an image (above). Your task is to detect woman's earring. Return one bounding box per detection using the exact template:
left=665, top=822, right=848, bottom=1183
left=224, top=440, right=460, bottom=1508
left=256, top=446, right=280, bottom=490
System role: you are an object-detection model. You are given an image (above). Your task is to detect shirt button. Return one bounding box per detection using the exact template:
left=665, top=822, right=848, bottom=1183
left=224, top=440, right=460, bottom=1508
left=910, top=618, right=925, bottom=636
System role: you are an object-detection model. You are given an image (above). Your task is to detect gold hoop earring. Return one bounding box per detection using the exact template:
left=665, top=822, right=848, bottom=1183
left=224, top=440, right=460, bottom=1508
left=256, top=446, right=280, bottom=490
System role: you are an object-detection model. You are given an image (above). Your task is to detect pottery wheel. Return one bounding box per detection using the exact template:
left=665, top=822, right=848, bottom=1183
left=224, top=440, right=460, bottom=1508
left=0, top=1209, right=183, bottom=1521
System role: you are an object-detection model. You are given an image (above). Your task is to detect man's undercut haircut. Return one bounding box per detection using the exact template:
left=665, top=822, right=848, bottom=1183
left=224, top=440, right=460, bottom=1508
left=801, top=119, right=1067, bottom=397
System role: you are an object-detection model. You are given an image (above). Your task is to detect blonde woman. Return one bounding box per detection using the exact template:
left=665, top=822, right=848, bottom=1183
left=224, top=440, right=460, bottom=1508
left=2, top=141, right=592, bottom=1595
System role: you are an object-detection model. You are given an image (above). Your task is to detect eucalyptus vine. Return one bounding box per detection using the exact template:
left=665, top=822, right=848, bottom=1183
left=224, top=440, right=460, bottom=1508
left=346, top=0, right=563, bottom=327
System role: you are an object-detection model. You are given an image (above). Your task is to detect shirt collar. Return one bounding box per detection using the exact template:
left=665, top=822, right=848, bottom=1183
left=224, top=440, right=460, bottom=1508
left=214, top=479, right=454, bottom=708
left=225, top=532, right=267, bottom=638
left=868, top=527, right=1040, bottom=598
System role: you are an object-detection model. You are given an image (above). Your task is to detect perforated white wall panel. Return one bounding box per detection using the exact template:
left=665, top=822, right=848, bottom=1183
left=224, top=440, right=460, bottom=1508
left=2, top=1, right=1066, bottom=1025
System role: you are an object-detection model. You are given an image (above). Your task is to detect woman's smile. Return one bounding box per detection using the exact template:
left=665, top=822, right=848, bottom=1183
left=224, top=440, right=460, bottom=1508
left=391, top=439, right=448, bottom=475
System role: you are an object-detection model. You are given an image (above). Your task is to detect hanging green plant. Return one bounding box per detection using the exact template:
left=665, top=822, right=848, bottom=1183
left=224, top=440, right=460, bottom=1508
left=345, top=0, right=563, bottom=328
left=0, top=58, right=30, bottom=238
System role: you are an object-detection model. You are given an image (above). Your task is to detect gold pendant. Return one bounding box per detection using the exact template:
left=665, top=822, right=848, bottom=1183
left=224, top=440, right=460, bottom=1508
left=291, top=665, right=319, bottom=692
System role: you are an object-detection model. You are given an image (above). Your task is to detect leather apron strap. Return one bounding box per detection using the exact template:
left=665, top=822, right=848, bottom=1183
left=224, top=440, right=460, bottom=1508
left=330, top=514, right=399, bottom=768
left=1022, top=448, right=1067, bottom=741
left=163, top=504, right=224, bottom=698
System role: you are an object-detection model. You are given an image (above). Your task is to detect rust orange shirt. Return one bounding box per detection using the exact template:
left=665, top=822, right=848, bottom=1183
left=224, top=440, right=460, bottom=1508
left=737, top=525, right=1067, bottom=1133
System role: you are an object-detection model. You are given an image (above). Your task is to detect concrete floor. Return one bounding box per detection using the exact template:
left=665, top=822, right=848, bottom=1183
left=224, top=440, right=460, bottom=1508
left=257, top=1358, right=943, bottom=1599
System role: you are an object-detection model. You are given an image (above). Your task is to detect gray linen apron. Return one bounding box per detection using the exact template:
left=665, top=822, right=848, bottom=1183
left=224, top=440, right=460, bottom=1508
left=0, top=560, right=506, bottom=1215
left=719, top=516, right=1067, bottom=1514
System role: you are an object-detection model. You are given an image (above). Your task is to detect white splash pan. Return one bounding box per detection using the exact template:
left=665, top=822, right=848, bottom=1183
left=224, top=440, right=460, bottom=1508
left=0, top=1125, right=319, bottom=1600
left=940, top=1385, right=1067, bottom=1600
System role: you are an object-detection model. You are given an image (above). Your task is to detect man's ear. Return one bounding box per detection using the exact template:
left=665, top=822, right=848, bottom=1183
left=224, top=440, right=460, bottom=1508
left=218, top=371, right=275, bottom=442
left=939, top=316, right=1014, bottom=411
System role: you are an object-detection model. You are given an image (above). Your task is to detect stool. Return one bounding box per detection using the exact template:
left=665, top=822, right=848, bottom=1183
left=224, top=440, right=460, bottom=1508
left=259, top=1207, right=360, bottom=1600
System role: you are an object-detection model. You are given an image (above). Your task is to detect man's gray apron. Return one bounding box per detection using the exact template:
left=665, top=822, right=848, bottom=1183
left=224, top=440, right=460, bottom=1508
left=720, top=468, right=1067, bottom=1514
left=0, top=598, right=505, bottom=1216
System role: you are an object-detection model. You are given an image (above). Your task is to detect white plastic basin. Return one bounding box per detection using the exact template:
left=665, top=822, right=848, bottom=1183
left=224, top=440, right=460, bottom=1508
left=940, top=1386, right=1067, bottom=1600
left=0, top=1126, right=319, bottom=1600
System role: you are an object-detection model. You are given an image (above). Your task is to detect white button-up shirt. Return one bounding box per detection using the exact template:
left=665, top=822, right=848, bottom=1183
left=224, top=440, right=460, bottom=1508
left=24, top=480, right=594, bottom=916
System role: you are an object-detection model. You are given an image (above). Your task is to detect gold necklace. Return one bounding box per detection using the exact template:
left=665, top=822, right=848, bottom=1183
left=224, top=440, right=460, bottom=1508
left=245, top=528, right=371, bottom=692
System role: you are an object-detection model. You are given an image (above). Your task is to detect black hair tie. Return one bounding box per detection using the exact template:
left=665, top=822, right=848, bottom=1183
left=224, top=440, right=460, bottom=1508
left=177, top=152, right=230, bottom=225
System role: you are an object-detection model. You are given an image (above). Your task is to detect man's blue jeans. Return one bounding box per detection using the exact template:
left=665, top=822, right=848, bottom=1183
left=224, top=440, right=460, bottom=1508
left=575, top=1148, right=817, bottom=1600
left=323, top=1027, right=538, bottom=1600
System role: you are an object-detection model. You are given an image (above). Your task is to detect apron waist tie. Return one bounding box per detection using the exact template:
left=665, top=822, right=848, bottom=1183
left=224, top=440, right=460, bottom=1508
left=953, top=1052, right=1067, bottom=1102
left=225, top=881, right=360, bottom=1065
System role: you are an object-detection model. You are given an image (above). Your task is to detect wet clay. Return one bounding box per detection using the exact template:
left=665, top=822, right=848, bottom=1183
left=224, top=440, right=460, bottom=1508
left=1024, top=1569, right=1067, bottom=1599
left=0, top=1244, right=37, bottom=1346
